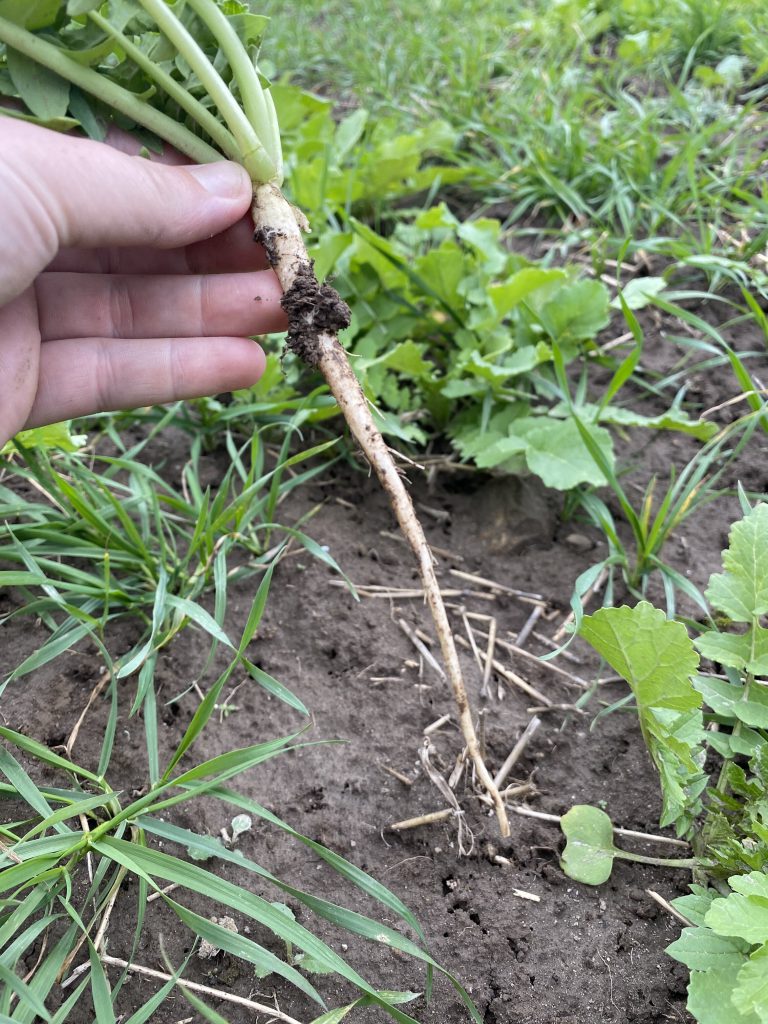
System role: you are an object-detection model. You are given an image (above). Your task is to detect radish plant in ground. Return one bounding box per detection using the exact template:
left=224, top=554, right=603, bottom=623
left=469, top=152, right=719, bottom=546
left=563, top=498, right=768, bottom=1023
left=0, top=0, right=507, bottom=831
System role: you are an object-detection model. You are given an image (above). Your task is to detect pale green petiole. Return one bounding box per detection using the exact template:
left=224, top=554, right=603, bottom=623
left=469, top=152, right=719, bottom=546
left=0, top=13, right=221, bottom=165
left=135, top=0, right=280, bottom=184
left=185, top=0, right=283, bottom=182
left=87, top=9, right=240, bottom=164
left=0, top=1, right=284, bottom=186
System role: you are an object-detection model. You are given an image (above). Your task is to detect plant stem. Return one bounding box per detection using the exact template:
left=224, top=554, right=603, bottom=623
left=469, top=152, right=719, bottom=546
left=185, top=0, right=282, bottom=181
left=135, top=0, right=276, bottom=183
left=87, top=10, right=240, bottom=163
left=619, top=850, right=702, bottom=870
left=0, top=15, right=220, bottom=165
left=251, top=182, right=510, bottom=837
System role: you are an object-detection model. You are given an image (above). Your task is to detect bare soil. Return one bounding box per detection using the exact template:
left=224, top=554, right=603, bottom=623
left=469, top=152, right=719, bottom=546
left=2, top=308, right=767, bottom=1023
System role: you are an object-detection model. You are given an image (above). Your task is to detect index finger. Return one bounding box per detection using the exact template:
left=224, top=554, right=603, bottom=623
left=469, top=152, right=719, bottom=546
left=47, top=216, right=270, bottom=276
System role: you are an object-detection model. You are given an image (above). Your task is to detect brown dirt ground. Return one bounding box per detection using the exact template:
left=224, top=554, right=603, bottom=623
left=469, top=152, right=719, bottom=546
left=2, top=305, right=768, bottom=1023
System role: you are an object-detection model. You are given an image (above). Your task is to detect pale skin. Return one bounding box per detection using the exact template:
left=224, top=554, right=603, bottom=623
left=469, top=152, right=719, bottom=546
left=0, top=118, right=288, bottom=447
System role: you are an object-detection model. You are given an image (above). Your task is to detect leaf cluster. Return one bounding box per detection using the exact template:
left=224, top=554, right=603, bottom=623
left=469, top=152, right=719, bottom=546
left=306, top=202, right=712, bottom=488
left=574, top=499, right=768, bottom=1022
left=668, top=876, right=768, bottom=1024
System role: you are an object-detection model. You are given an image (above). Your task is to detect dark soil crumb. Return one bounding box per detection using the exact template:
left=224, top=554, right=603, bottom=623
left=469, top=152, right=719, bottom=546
left=281, top=261, right=352, bottom=365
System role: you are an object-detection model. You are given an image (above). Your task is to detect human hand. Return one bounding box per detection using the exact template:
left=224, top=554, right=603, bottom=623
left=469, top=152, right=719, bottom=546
left=0, top=118, right=287, bottom=447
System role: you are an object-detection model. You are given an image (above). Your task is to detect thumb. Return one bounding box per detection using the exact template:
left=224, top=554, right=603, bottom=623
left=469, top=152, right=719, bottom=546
left=0, top=119, right=252, bottom=303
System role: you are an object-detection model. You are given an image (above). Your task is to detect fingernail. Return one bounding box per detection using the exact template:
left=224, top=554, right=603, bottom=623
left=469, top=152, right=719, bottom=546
left=187, top=161, right=249, bottom=199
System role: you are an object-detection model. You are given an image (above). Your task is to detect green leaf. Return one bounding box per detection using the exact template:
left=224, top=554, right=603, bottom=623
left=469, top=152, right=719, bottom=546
left=581, top=603, right=700, bottom=714
left=93, top=839, right=425, bottom=1023
left=310, top=992, right=419, bottom=1024
left=695, top=627, right=768, bottom=675
left=6, top=47, right=70, bottom=119
left=687, top=965, right=761, bottom=1024
left=539, top=279, right=610, bottom=345
left=0, top=962, right=52, bottom=1022
left=580, top=603, right=704, bottom=828
left=67, top=0, right=101, bottom=14
left=706, top=505, right=768, bottom=622
left=88, top=940, right=116, bottom=1024
left=666, top=927, right=750, bottom=972
left=559, top=805, right=617, bottom=885
left=610, top=277, right=666, bottom=310
left=596, top=405, right=717, bottom=442
left=693, top=676, right=768, bottom=729
left=733, top=944, right=768, bottom=1022
left=168, top=899, right=322, bottom=1004
left=518, top=417, right=614, bottom=489
left=672, top=886, right=720, bottom=927
left=488, top=268, right=566, bottom=319
left=0, top=0, right=60, bottom=29
left=295, top=952, right=339, bottom=976
left=2, top=422, right=86, bottom=455
left=706, top=885, right=768, bottom=945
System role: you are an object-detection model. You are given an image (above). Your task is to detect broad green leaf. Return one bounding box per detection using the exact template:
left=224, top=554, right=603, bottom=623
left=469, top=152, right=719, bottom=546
left=666, top=927, right=750, bottom=972
left=672, top=886, right=721, bottom=927
left=539, top=279, right=610, bottom=345
left=687, top=965, right=761, bottom=1024
left=581, top=603, right=700, bottom=712
left=730, top=875, right=768, bottom=900
left=2, top=422, right=86, bottom=455
left=488, top=268, right=565, bottom=319
left=0, top=0, right=60, bottom=29
left=334, top=107, right=368, bottom=161
left=518, top=417, right=614, bottom=489
left=6, top=47, right=70, bottom=120
left=693, top=676, right=768, bottom=729
left=610, top=277, right=666, bottom=310
left=370, top=340, right=432, bottom=378
left=706, top=892, right=768, bottom=945
left=559, top=805, right=616, bottom=885
left=67, top=0, right=101, bottom=14
left=695, top=627, right=768, bottom=675
left=473, top=434, right=528, bottom=470
left=706, top=505, right=768, bottom=622
left=733, top=944, right=768, bottom=1023
left=413, top=240, right=465, bottom=311
left=580, top=604, right=703, bottom=829
left=596, top=405, right=717, bottom=442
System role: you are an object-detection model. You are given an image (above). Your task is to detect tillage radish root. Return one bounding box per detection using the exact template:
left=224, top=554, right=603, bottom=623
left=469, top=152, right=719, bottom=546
left=251, top=181, right=510, bottom=837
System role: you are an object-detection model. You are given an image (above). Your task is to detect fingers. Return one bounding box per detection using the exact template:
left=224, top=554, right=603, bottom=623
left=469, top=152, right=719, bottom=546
left=0, top=289, right=40, bottom=444
left=36, top=270, right=287, bottom=341
left=23, top=336, right=266, bottom=429
left=48, top=216, right=271, bottom=276
left=0, top=120, right=252, bottom=304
